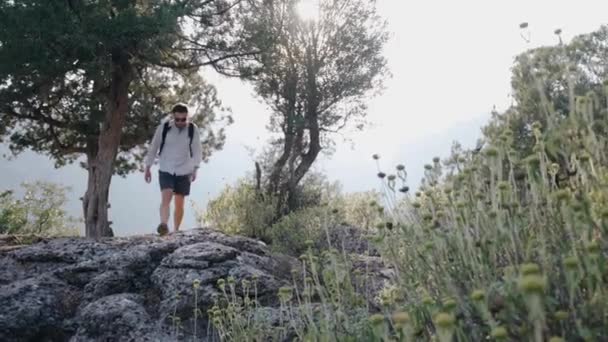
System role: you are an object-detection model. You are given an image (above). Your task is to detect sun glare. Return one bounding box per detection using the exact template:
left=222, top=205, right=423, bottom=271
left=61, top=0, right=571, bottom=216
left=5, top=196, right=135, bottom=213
left=296, top=0, right=320, bottom=22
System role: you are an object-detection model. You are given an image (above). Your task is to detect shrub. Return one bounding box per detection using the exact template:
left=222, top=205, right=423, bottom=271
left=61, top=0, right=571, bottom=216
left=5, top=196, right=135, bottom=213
left=196, top=179, right=276, bottom=240
left=0, top=181, right=81, bottom=236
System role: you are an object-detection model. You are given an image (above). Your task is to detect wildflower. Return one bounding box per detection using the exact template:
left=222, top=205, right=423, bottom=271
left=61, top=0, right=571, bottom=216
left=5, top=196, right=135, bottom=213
left=424, top=164, right=433, bottom=170
left=518, top=274, right=546, bottom=294
left=564, top=256, right=578, bottom=270
left=422, top=296, right=434, bottom=305
left=521, top=263, right=541, bottom=276
left=413, top=201, right=422, bottom=209
left=497, top=181, right=509, bottom=191
left=484, top=147, right=499, bottom=158
left=399, top=186, right=410, bottom=193
left=387, top=174, right=396, bottom=181
left=554, top=310, right=568, bottom=320
left=377, top=172, right=386, bottom=179
left=490, top=326, right=508, bottom=339
left=471, top=289, right=485, bottom=302
left=369, top=313, right=385, bottom=326
left=433, top=157, right=440, bottom=163
left=519, top=22, right=528, bottom=29
left=554, top=28, right=562, bottom=35
left=227, top=276, right=235, bottom=285
left=434, top=313, right=455, bottom=328
left=587, top=241, right=600, bottom=258
left=392, top=311, right=410, bottom=326
left=193, top=279, right=201, bottom=289
left=525, top=155, right=540, bottom=167
left=443, top=298, right=457, bottom=310
left=396, top=164, right=405, bottom=171
left=552, top=189, right=571, bottom=202
left=372, top=154, right=380, bottom=160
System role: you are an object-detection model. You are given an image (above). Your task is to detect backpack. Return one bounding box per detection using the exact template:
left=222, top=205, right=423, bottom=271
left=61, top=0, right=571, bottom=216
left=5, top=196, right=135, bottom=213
left=159, top=121, right=195, bottom=157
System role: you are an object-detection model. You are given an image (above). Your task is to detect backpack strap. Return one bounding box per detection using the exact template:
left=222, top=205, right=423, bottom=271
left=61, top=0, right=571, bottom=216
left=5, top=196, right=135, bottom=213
left=159, top=121, right=171, bottom=155
left=188, top=123, right=194, bottom=158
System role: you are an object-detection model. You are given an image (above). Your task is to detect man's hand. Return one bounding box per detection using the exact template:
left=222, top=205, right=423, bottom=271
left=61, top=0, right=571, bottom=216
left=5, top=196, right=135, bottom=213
left=190, top=170, right=197, bottom=183
left=145, top=167, right=152, bottom=183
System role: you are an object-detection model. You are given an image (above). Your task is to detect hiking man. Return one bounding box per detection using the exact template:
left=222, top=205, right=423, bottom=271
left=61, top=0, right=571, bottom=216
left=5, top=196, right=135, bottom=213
left=144, top=104, right=202, bottom=236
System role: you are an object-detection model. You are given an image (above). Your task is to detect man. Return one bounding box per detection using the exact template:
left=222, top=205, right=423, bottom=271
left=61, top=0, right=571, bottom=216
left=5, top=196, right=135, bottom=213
left=144, top=104, right=202, bottom=236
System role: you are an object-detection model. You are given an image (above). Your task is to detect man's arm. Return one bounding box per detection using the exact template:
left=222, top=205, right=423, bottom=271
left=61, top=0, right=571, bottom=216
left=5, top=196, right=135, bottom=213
left=144, top=124, right=162, bottom=170
left=191, top=125, right=203, bottom=180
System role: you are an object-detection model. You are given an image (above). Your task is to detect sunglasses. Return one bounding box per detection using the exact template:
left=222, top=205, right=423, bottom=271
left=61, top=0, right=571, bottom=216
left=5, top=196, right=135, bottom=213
left=174, top=118, right=187, bottom=122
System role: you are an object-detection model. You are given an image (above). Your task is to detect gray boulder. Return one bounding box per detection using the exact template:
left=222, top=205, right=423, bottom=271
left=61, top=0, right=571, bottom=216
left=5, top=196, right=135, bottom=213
left=0, top=228, right=298, bottom=341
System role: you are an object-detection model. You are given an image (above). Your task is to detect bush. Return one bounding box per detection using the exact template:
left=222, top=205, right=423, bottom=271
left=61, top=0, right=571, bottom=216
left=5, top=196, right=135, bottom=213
left=196, top=179, right=276, bottom=240
left=267, top=206, right=333, bottom=255
left=0, top=181, right=81, bottom=236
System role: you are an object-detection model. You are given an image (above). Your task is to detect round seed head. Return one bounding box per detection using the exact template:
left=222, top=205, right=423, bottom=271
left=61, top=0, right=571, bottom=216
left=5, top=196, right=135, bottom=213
left=518, top=274, right=546, bottom=294
left=491, top=326, right=508, bottom=339
left=497, top=181, right=509, bottom=191
left=484, top=147, right=499, bottom=158
left=471, top=289, right=485, bottom=302
left=443, top=298, right=457, bottom=310
left=369, top=313, right=385, bottom=326
left=521, top=263, right=541, bottom=276
left=564, top=256, right=578, bottom=270
left=554, top=310, right=568, bottom=320
left=392, top=311, right=410, bottom=325
left=434, top=313, right=455, bottom=328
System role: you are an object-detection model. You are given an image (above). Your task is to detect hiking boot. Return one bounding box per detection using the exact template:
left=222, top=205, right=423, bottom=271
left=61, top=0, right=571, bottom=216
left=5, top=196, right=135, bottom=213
left=157, top=223, right=169, bottom=236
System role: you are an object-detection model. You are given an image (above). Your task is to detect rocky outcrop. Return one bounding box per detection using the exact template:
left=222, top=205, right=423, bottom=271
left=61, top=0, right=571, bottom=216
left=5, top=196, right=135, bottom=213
left=0, top=228, right=298, bottom=342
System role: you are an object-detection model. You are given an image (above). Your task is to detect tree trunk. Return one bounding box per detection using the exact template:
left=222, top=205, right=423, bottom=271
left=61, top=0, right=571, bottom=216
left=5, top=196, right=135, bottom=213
left=83, top=53, right=133, bottom=238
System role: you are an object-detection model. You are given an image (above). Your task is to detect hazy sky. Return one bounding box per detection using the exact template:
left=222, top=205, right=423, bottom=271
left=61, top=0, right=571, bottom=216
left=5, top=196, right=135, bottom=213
left=1, top=0, right=606, bottom=236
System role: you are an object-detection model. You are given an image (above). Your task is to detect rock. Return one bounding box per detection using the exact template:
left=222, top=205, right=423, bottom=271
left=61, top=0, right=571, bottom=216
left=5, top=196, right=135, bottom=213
left=0, top=274, right=80, bottom=342
left=349, top=254, right=394, bottom=310
left=0, top=228, right=298, bottom=341
left=70, top=293, right=171, bottom=342
left=321, top=225, right=380, bottom=256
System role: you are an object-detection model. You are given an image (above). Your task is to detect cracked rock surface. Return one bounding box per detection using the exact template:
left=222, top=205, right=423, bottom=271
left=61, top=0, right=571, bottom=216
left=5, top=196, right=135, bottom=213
left=0, top=228, right=297, bottom=342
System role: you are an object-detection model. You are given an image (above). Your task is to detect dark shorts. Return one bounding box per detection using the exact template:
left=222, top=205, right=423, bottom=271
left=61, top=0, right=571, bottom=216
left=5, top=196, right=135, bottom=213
left=159, top=171, right=191, bottom=196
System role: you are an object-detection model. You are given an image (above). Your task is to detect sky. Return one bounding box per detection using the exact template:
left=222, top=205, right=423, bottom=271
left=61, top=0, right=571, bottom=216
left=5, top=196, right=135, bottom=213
left=1, top=0, right=607, bottom=236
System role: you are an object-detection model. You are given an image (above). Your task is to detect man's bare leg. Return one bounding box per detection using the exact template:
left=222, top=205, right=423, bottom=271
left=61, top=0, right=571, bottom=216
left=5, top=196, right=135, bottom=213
left=174, top=194, right=185, bottom=232
left=158, top=189, right=173, bottom=235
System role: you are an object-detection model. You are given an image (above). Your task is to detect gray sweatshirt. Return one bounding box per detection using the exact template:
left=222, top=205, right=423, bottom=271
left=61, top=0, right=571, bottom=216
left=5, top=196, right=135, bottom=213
left=144, top=120, right=203, bottom=176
